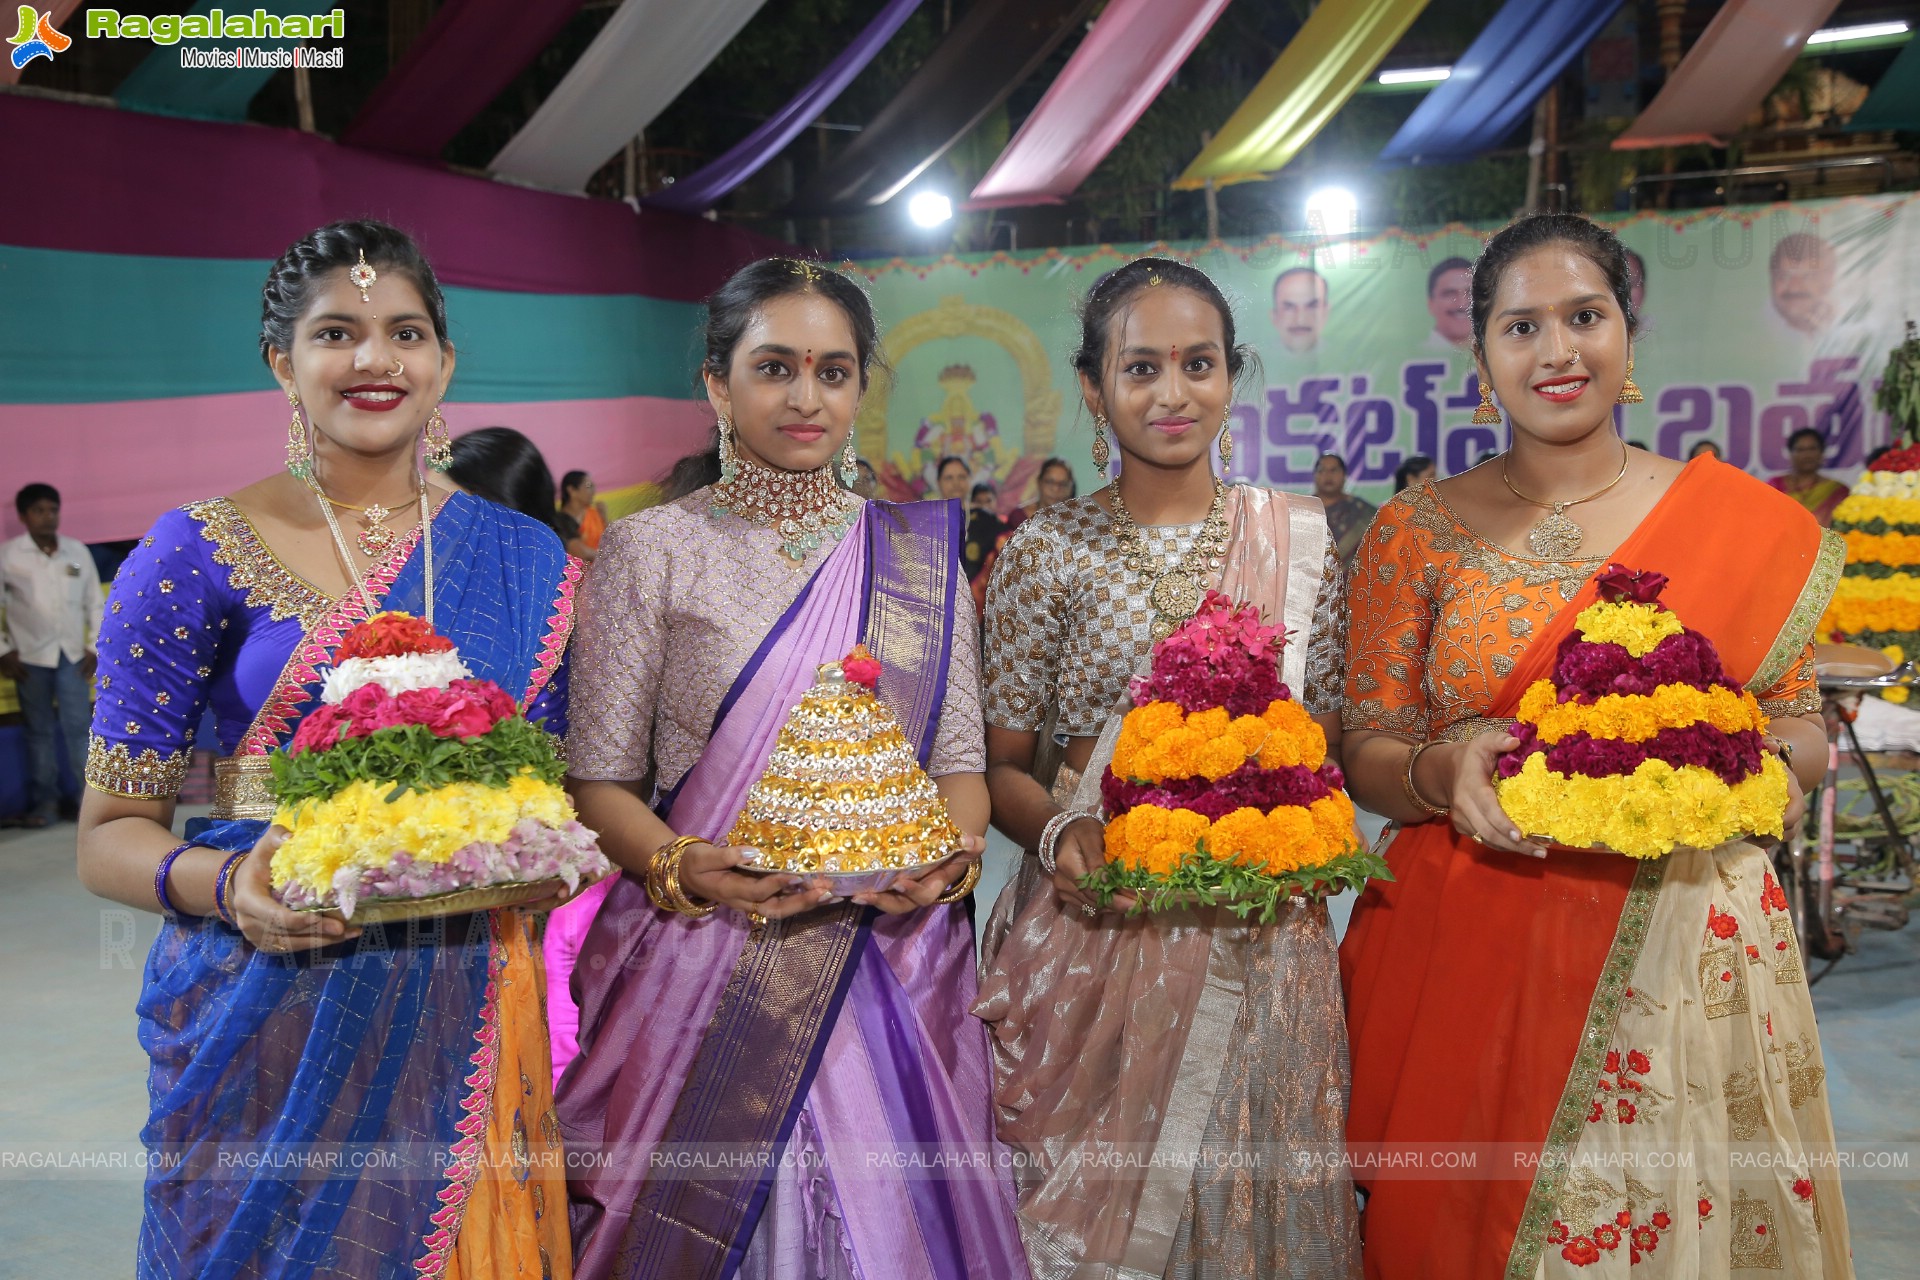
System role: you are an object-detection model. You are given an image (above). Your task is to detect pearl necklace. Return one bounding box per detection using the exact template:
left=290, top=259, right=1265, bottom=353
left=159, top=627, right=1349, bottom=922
left=710, top=448, right=860, bottom=563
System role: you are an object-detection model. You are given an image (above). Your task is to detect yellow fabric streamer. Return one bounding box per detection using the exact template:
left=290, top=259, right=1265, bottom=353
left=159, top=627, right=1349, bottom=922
left=1174, top=0, right=1429, bottom=190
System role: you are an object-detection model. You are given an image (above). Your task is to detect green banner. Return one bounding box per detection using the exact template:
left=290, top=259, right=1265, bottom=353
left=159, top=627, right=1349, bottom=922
left=851, top=194, right=1920, bottom=508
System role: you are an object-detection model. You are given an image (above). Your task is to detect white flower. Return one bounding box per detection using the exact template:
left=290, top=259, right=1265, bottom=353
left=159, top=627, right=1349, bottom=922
left=321, top=651, right=471, bottom=704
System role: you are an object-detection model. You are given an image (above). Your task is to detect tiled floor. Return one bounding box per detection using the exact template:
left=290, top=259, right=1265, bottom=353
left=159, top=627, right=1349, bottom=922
left=6, top=817, right=1913, bottom=1277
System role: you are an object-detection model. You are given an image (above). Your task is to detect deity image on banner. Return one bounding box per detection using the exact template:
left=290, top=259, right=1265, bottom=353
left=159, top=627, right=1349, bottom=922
left=856, top=294, right=1061, bottom=517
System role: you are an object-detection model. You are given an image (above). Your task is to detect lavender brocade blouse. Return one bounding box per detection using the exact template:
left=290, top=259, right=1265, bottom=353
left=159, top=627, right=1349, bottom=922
left=564, top=490, right=986, bottom=794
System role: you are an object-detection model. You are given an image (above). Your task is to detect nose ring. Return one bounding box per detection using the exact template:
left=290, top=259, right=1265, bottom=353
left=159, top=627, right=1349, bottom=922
left=386, top=360, right=404, bottom=378
left=1565, top=348, right=1580, bottom=366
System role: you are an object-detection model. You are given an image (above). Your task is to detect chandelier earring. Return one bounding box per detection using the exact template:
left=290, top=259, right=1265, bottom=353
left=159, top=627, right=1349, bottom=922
left=1091, top=415, right=1111, bottom=471
left=839, top=439, right=859, bottom=489
left=1217, top=414, right=1234, bottom=467
left=285, top=389, right=313, bottom=480
left=1471, top=380, right=1502, bottom=425
left=423, top=402, right=453, bottom=472
left=717, top=415, right=739, bottom=482
left=1617, top=356, right=1644, bottom=405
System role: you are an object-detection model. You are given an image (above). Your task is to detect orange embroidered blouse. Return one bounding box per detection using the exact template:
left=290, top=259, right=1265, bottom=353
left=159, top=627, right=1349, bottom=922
left=1342, top=481, right=1820, bottom=744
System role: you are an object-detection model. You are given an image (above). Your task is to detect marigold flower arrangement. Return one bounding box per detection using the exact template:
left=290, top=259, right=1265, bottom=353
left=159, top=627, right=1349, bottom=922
left=269, top=612, right=608, bottom=918
left=1495, top=567, right=1789, bottom=859
left=1085, top=591, right=1389, bottom=921
left=1821, top=449, right=1920, bottom=702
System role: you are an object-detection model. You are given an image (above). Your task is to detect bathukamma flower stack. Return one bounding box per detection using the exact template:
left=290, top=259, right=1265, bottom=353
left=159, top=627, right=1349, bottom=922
left=726, top=645, right=961, bottom=876
left=1820, top=444, right=1920, bottom=702
left=1088, top=591, right=1385, bottom=921
left=1496, top=566, right=1788, bottom=859
left=269, top=611, right=607, bottom=919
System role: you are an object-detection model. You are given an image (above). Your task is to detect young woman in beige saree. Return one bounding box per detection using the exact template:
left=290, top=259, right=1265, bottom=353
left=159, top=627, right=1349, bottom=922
left=975, top=258, right=1362, bottom=1279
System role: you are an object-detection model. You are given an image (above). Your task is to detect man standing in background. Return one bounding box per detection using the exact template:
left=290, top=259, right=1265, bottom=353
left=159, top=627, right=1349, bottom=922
left=1, top=484, right=101, bottom=828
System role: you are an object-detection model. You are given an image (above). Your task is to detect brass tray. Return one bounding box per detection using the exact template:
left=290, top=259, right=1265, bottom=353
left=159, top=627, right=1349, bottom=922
left=293, top=877, right=573, bottom=925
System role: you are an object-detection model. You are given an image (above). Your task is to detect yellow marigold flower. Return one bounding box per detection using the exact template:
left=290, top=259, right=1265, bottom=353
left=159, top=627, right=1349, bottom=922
left=1262, top=806, right=1316, bottom=873
left=1494, top=753, right=1786, bottom=859
left=271, top=773, right=573, bottom=894
left=1883, top=644, right=1907, bottom=664
left=1573, top=600, right=1685, bottom=657
left=1309, top=792, right=1358, bottom=854
left=1196, top=738, right=1248, bottom=781
left=1523, top=683, right=1763, bottom=744
left=1206, top=806, right=1274, bottom=866
left=1885, top=686, right=1911, bottom=705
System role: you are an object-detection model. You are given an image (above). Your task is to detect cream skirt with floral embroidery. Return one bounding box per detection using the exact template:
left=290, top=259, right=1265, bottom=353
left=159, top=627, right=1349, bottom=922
left=1527, top=842, right=1853, bottom=1277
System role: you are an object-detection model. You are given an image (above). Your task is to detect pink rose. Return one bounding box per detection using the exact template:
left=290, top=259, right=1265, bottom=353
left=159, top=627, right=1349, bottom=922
left=451, top=678, right=518, bottom=722
left=340, top=684, right=407, bottom=736
left=395, top=686, right=455, bottom=727
left=432, top=693, right=497, bottom=739
left=289, top=703, right=349, bottom=754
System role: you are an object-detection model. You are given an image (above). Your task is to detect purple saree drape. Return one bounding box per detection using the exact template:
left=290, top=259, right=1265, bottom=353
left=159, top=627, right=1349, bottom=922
left=559, top=500, right=1028, bottom=1280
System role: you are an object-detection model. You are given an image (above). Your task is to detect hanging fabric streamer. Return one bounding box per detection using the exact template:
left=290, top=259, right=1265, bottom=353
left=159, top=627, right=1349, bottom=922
left=490, top=0, right=772, bottom=192
left=1380, top=0, right=1624, bottom=166
left=1613, top=0, right=1845, bottom=148
left=1174, top=0, right=1427, bottom=190
left=646, top=0, right=926, bottom=214
left=791, top=0, right=1096, bottom=213
left=968, top=0, right=1231, bottom=208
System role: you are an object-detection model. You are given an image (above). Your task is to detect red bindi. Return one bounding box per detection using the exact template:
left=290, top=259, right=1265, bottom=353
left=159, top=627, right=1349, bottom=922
left=1170, top=346, right=1179, bottom=362
left=804, top=350, right=814, bottom=366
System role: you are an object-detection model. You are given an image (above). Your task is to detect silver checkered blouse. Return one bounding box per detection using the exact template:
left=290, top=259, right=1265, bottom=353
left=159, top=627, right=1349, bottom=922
left=983, top=491, right=1348, bottom=737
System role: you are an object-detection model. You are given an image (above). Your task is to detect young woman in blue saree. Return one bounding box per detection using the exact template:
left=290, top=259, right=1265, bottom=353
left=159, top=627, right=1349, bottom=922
left=76, top=222, right=580, bottom=1278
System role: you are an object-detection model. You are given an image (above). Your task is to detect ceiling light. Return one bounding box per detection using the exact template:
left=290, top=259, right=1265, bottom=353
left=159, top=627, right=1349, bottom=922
left=907, top=191, right=953, bottom=228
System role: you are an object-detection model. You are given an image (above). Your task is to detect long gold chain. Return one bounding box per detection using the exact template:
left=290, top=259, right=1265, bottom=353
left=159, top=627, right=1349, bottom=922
left=309, top=472, right=434, bottom=625
left=1107, top=478, right=1230, bottom=639
left=1500, top=440, right=1630, bottom=560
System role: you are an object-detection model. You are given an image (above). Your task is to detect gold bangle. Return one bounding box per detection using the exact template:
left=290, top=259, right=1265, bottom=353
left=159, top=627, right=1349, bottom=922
left=646, top=835, right=715, bottom=917
left=1403, top=740, right=1450, bottom=818
left=933, top=859, right=982, bottom=905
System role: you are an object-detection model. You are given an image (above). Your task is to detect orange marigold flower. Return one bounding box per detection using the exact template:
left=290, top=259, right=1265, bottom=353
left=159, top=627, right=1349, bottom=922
left=1196, top=738, right=1248, bottom=781
left=1309, top=793, right=1358, bottom=853
left=1207, top=807, right=1273, bottom=867
left=1263, top=805, right=1316, bottom=873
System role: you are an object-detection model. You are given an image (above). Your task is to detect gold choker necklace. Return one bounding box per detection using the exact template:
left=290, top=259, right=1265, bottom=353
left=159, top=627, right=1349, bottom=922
left=710, top=426, right=859, bottom=562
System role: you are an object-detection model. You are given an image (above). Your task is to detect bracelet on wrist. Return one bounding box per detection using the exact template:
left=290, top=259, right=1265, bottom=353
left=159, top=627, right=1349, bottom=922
left=934, top=858, right=983, bottom=905
left=153, top=841, right=196, bottom=920
left=646, top=835, right=717, bottom=918
left=1038, top=808, right=1098, bottom=876
left=1402, top=740, right=1451, bottom=819
left=212, top=851, right=248, bottom=927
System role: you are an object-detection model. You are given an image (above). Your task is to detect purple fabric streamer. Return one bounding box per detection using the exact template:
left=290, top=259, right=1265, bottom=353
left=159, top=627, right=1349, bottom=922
left=644, top=0, right=926, bottom=214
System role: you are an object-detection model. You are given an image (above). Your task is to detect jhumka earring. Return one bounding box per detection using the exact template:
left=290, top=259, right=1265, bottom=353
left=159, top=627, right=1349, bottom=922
left=838, top=439, right=859, bottom=488
left=285, top=390, right=313, bottom=480
left=1218, top=414, right=1234, bottom=467
left=1092, top=416, right=1111, bottom=471
left=424, top=403, right=453, bottom=471
left=717, top=415, right=739, bottom=482
left=1471, top=381, right=1502, bottom=425
left=1617, top=356, right=1644, bottom=405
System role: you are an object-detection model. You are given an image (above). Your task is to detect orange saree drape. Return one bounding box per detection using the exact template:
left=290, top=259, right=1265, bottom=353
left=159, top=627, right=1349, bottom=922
left=1340, top=458, right=1837, bottom=1279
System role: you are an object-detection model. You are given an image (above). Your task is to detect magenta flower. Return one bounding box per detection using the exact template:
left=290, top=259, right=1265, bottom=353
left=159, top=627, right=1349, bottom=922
left=1594, top=565, right=1670, bottom=605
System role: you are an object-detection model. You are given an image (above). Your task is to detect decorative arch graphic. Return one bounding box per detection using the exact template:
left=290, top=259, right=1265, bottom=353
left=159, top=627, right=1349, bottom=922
left=857, top=294, right=1062, bottom=480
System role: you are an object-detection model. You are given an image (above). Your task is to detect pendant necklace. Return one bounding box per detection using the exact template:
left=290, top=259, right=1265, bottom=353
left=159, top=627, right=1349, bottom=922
left=1108, top=478, right=1230, bottom=640
left=311, top=478, right=423, bottom=557
left=309, top=472, right=435, bottom=624
left=1500, top=441, right=1630, bottom=560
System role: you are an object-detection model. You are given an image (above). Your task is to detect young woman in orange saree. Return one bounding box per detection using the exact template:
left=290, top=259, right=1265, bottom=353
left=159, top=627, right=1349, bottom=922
left=1340, top=215, right=1854, bottom=1279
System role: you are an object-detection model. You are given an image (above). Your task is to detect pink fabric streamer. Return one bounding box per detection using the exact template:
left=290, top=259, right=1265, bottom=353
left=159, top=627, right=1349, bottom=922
left=968, top=0, right=1232, bottom=208
left=1612, top=0, right=1845, bottom=148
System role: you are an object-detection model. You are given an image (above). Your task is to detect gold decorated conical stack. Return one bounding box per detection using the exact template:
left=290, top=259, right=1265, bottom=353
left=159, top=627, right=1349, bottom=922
left=727, top=647, right=959, bottom=875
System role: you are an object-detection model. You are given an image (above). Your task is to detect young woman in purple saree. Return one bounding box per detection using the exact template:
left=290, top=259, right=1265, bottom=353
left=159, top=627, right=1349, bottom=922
left=556, top=260, right=1029, bottom=1279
